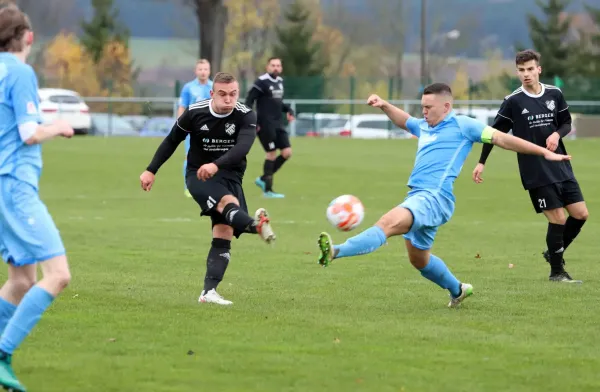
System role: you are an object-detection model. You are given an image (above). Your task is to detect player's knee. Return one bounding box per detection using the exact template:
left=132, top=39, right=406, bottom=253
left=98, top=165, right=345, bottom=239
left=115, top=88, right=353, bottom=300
left=10, top=275, right=36, bottom=297
left=376, top=207, right=413, bottom=237
left=40, top=255, right=71, bottom=292
left=572, top=208, right=589, bottom=221
left=281, top=148, right=292, bottom=159
left=266, top=151, right=277, bottom=160
left=213, top=224, right=234, bottom=240
left=217, top=195, right=239, bottom=212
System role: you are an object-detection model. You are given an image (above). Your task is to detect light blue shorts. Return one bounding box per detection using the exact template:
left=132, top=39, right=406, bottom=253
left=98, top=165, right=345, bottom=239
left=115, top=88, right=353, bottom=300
left=0, top=176, right=65, bottom=266
left=400, top=189, right=455, bottom=250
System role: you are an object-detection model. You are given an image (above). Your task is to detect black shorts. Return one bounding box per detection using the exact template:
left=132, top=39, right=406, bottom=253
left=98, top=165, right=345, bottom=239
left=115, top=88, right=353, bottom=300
left=186, top=173, right=249, bottom=238
left=528, top=179, right=585, bottom=213
left=257, top=125, right=291, bottom=152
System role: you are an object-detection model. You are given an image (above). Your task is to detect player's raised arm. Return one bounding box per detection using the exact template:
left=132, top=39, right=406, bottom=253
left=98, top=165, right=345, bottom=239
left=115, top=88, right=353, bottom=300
left=489, top=127, right=570, bottom=161
left=367, top=94, right=411, bottom=131
left=459, top=115, right=570, bottom=163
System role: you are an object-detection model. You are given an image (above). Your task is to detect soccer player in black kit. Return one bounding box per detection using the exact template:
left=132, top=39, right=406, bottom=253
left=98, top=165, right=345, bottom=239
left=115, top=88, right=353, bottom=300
left=473, top=50, right=589, bottom=283
left=139, top=72, right=276, bottom=305
left=245, top=57, right=295, bottom=198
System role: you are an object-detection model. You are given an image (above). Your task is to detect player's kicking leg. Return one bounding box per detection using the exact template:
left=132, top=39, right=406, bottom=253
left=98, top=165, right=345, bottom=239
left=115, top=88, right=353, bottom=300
left=317, top=194, right=473, bottom=308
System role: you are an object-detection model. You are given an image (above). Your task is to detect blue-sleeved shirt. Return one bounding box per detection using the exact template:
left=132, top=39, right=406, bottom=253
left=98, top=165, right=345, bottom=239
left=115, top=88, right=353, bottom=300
left=178, top=79, right=213, bottom=107
left=0, top=53, right=43, bottom=189
left=405, top=111, right=494, bottom=200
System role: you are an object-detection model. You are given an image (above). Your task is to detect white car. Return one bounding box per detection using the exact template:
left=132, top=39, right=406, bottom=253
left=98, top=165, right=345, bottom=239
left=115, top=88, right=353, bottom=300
left=38, top=88, right=92, bottom=135
left=335, top=114, right=414, bottom=139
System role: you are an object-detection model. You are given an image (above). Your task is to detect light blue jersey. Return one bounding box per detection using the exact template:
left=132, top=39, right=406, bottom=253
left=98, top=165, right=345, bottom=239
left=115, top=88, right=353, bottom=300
left=400, top=111, right=493, bottom=250
left=180, top=79, right=212, bottom=189
left=0, top=53, right=65, bottom=266
left=0, top=53, right=43, bottom=189
left=179, top=78, right=213, bottom=108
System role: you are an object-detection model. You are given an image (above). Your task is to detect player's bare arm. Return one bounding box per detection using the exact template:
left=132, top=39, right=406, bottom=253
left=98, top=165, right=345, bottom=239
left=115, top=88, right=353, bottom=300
left=367, top=94, right=410, bottom=130
left=489, top=128, right=571, bottom=162
left=23, top=119, right=74, bottom=145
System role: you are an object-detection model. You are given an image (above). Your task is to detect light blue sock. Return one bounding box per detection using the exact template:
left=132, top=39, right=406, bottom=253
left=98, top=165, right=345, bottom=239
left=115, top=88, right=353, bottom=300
left=419, top=254, right=461, bottom=297
left=0, top=298, right=17, bottom=334
left=334, top=226, right=387, bottom=259
left=0, top=286, right=54, bottom=355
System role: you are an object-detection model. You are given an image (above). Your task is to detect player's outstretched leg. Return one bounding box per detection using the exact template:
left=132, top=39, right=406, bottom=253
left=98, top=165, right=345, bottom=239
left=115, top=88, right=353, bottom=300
left=199, top=236, right=233, bottom=305
left=317, top=226, right=388, bottom=267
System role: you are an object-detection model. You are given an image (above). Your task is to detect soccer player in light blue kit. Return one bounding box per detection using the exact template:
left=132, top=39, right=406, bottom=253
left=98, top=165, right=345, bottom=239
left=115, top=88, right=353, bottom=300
left=178, top=59, right=212, bottom=197
left=317, top=83, right=572, bottom=308
left=0, top=5, right=74, bottom=391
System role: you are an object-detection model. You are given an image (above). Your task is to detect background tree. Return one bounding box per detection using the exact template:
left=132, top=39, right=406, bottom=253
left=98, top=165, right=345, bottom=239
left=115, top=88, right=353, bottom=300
left=80, top=0, right=129, bottom=64
left=521, top=0, right=574, bottom=80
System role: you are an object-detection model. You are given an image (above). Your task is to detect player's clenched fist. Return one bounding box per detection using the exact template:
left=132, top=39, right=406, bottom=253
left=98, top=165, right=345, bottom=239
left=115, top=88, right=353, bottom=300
left=197, top=163, right=219, bottom=181
left=367, top=94, right=386, bottom=108
left=140, top=170, right=155, bottom=191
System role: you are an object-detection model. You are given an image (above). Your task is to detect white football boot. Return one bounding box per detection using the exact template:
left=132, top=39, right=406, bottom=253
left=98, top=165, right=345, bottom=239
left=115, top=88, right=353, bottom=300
left=448, top=283, right=473, bottom=308
left=198, top=289, right=233, bottom=305
left=255, top=208, right=276, bottom=244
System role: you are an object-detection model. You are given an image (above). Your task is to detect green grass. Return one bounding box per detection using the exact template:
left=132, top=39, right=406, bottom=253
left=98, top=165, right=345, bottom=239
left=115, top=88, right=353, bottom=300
left=3, top=136, right=600, bottom=392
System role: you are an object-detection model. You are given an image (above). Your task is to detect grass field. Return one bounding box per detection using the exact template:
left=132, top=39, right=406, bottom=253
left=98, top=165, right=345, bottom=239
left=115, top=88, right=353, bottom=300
left=3, top=136, right=600, bottom=392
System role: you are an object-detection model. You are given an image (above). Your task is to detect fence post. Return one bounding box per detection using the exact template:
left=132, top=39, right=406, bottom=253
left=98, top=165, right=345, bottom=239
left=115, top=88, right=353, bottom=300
left=349, top=76, right=355, bottom=116
left=174, top=80, right=181, bottom=97
left=290, top=100, right=297, bottom=137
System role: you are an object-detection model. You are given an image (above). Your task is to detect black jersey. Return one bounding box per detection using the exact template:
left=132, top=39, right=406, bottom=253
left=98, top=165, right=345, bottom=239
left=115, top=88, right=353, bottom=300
left=146, top=99, right=257, bottom=182
left=485, top=84, right=574, bottom=190
left=245, top=73, right=293, bottom=128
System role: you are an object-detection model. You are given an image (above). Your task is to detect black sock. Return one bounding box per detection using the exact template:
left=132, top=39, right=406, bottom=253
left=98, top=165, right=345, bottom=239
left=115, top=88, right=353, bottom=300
left=273, top=155, right=288, bottom=174
left=261, top=159, right=275, bottom=191
left=547, top=223, right=566, bottom=273
left=204, top=238, right=231, bottom=292
left=563, top=216, right=586, bottom=250
left=222, top=203, right=257, bottom=234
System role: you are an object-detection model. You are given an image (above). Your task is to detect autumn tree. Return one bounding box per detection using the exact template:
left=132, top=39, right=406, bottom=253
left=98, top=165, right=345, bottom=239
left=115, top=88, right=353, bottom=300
left=43, top=32, right=102, bottom=97
left=96, top=40, right=137, bottom=114
left=222, top=0, right=279, bottom=82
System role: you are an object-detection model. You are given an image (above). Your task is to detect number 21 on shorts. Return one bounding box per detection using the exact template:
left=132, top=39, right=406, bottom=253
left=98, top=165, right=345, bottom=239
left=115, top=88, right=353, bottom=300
left=538, top=198, right=546, bottom=209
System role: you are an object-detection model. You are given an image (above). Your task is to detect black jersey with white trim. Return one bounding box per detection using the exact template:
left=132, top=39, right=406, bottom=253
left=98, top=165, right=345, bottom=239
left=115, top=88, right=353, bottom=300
left=146, top=99, right=257, bottom=182
left=491, top=84, right=574, bottom=190
left=244, top=73, right=293, bottom=127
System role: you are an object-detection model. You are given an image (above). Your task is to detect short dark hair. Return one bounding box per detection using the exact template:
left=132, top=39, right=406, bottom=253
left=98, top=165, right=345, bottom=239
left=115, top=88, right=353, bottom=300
left=267, top=57, right=281, bottom=64
left=0, top=4, right=31, bottom=52
left=213, top=72, right=237, bottom=84
left=423, top=83, right=453, bottom=97
left=516, top=49, right=541, bottom=66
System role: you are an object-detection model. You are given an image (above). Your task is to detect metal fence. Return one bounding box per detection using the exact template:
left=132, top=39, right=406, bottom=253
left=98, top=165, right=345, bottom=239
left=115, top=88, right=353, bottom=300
left=80, top=97, right=600, bottom=137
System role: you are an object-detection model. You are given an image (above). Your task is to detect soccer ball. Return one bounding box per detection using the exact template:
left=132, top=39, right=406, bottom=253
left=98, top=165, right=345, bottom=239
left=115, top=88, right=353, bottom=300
left=326, top=195, right=365, bottom=231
